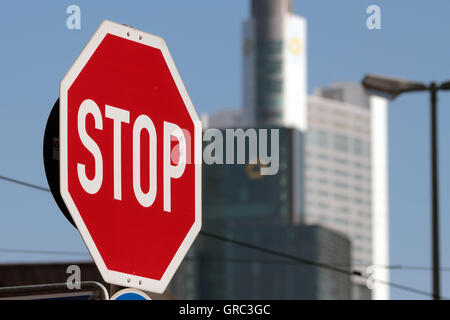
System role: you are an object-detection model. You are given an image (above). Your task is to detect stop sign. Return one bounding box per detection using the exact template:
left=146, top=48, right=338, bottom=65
left=59, top=20, right=202, bottom=293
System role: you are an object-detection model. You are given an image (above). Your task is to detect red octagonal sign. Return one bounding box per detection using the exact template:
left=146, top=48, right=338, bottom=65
left=60, top=20, right=202, bottom=293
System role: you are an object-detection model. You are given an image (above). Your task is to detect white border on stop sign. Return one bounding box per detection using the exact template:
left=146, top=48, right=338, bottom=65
left=59, top=20, right=202, bottom=294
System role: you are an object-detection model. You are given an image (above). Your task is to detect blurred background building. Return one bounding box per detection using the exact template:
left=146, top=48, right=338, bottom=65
left=242, top=0, right=307, bottom=130
left=171, top=224, right=352, bottom=299
left=170, top=0, right=389, bottom=300
left=305, top=84, right=389, bottom=299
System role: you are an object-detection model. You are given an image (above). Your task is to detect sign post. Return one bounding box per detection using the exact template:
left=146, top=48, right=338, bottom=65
left=59, top=20, right=202, bottom=294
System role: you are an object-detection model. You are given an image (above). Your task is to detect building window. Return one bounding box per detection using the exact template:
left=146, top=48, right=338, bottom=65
left=317, top=130, right=328, bottom=148
left=258, top=96, right=283, bottom=109
left=257, top=58, right=283, bottom=75
left=257, top=78, right=283, bottom=94
left=354, top=138, right=364, bottom=156
left=334, top=157, right=348, bottom=165
left=334, top=169, right=348, bottom=177
left=334, top=182, right=348, bottom=189
left=354, top=222, right=363, bottom=228
left=335, top=218, right=348, bottom=225
left=333, top=134, right=349, bottom=153
left=334, top=193, right=348, bottom=201
left=354, top=162, right=364, bottom=169
left=336, top=206, right=350, bottom=213
left=318, top=202, right=329, bottom=209
left=257, top=40, right=283, bottom=55
left=305, top=132, right=313, bottom=146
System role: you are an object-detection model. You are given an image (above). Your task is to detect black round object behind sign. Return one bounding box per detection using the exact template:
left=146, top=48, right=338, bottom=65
left=43, top=99, right=76, bottom=228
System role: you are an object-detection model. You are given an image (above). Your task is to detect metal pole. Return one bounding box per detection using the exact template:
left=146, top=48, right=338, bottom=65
left=0, top=282, right=109, bottom=300
left=110, top=284, right=125, bottom=297
left=430, top=82, right=440, bottom=300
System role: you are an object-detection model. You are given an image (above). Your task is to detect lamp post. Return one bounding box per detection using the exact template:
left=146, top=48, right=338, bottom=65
left=362, top=74, right=450, bottom=300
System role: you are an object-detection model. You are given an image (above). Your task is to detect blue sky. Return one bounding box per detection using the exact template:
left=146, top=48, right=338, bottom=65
left=1, top=0, right=450, bottom=299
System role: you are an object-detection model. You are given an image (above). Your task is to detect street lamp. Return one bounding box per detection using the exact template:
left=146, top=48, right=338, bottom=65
left=362, top=74, right=450, bottom=300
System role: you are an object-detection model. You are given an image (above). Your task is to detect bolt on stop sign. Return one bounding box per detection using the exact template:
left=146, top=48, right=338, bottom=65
left=59, top=20, right=202, bottom=293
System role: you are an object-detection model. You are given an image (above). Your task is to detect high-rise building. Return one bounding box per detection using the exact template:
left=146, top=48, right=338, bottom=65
left=202, top=127, right=303, bottom=225
left=170, top=223, right=352, bottom=300
left=170, top=127, right=351, bottom=299
left=304, top=83, right=389, bottom=299
left=202, top=88, right=389, bottom=300
left=242, top=0, right=307, bottom=130
left=241, top=0, right=389, bottom=300
left=173, top=0, right=390, bottom=300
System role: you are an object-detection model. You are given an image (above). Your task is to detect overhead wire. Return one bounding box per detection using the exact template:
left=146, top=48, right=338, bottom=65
left=0, top=174, right=445, bottom=298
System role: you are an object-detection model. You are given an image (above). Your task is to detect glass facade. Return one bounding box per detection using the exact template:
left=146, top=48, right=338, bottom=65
left=168, top=126, right=353, bottom=299
left=304, top=94, right=373, bottom=293
left=170, top=224, right=352, bottom=300
left=202, top=127, right=299, bottom=224
left=255, top=40, right=284, bottom=124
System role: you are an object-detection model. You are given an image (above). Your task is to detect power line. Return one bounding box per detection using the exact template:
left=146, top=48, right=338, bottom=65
left=0, top=175, right=50, bottom=193
left=0, top=246, right=447, bottom=272
left=372, top=278, right=440, bottom=299
left=199, top=231, right=447, bottom=299
left=368, top=265, right=450, bottom=271
left=0, top=246, right=437, bottom=298
left=0, top=174, right=444, bottom=298
left=0, top=248, right=89, bottom=257
left=186, top=256, right=450, bottom=272
left=200, top=231, right=351, bottom=276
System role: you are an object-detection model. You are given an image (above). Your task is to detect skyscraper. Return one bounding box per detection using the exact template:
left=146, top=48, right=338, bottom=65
left=304, top=83, right=389, bottom=299
left=205, top=94, right=389, bottom=300
left=240, top=1, right=389, bottom=300
left=176, top=0, right=390, bottom=300
left=242, top=0, right=307, bottom=130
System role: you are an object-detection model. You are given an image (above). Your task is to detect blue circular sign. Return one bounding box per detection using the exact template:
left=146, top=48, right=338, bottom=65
left=110, top=289, right=151, bottom=300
